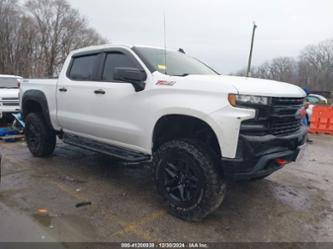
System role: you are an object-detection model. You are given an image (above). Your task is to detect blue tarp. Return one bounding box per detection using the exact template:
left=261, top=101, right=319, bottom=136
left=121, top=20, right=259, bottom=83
left=0, top=113, right=25, bottom=142
left=0, top=127, right=18, bottom=137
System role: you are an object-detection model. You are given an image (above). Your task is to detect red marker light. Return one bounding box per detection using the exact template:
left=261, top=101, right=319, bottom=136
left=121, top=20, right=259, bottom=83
left=276, top=159, right=287, bottom=167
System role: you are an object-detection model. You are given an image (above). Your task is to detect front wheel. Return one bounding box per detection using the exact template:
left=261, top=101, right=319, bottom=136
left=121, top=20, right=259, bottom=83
left=153, top=139, right=226, bottom=221
left=25, top=113, right=56, bottom=157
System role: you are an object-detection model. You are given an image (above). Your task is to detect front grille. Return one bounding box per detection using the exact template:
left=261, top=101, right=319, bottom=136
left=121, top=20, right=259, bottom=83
left=241, top=97, right=304, bottom=136
left=272, top=97, right=304, bottom=106
left=270, top=97, right=304, bottom=135
left=2, top=102, right=19, bottom=106
left=270, top=118, right=301, bottom=135
left=2, top=97, right=18, bottom=101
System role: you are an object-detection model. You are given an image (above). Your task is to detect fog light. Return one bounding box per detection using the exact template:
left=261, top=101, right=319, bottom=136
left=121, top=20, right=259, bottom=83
left=276, top=159, right=287, bottom=167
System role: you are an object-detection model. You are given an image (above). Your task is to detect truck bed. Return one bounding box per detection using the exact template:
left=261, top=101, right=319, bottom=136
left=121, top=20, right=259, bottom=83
left=20, top=78, right=58, bottom=128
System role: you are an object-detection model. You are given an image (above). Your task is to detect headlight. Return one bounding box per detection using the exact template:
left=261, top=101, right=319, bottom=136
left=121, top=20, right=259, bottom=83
left=228, top=94, right=270, bottom=106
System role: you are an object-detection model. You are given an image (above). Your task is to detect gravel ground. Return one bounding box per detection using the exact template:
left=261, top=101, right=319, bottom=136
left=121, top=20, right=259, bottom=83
left=0, top=134, right=332, bottom=242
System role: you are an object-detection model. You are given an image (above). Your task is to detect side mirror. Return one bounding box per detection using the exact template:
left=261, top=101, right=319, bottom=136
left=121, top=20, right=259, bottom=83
left=113, top=67, right=147, bottom=92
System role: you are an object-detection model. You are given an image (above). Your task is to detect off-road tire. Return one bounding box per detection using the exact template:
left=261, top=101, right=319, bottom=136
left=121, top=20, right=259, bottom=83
left=25, top=113, right=56, bottom=157
left=153, top=139, right=226, bottom=221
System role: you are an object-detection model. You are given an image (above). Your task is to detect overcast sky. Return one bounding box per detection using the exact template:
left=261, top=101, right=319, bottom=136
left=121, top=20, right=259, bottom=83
left=68, top=0, right=333, bottom=74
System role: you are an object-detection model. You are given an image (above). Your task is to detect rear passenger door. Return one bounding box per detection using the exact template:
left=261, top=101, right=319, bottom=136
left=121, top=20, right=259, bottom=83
left=57, top=52, right=102, bottom=136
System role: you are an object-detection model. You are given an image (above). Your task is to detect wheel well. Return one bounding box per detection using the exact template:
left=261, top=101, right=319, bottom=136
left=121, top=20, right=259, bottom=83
left=23, top=100, right=43, bottom=117
left=153, top=115, right=221, bottom=156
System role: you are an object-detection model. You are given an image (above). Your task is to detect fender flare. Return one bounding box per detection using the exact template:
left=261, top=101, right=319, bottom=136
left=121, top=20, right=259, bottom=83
left=151, top=111, right=223, bottom=155
left=21, top=90, right=53, bottom=129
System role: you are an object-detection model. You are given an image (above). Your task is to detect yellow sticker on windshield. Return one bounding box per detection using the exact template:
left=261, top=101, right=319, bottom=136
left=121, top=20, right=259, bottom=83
left=158, top=64, right=167, bottom=70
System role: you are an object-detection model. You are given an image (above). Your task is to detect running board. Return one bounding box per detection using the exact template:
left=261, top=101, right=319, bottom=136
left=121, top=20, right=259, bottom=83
left=63, top=133, right=151, bottom=162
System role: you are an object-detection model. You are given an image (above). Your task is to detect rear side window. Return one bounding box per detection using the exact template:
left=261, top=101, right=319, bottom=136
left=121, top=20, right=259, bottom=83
left=102, top=53, right=136, bottom=81
left=69, top=54, right=97, bottom=80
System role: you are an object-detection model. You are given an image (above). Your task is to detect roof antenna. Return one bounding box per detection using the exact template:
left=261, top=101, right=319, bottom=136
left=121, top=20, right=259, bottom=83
left=163, top=11, right=167, bottom=74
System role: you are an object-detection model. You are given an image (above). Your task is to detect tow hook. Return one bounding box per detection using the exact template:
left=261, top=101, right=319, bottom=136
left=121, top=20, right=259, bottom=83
left=276, top=159, right=288, bottom=167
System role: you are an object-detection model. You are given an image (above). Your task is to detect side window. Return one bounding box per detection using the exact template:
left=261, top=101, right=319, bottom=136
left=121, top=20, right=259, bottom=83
left=69, top=54, right=97, bottom=80
left=102, top=53, right=136, bottom=81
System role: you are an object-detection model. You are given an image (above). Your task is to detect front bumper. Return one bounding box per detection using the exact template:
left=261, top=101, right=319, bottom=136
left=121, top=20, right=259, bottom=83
left=0, top=106, right=20, bottom=118
left=222, top=126, right=307, bottom=181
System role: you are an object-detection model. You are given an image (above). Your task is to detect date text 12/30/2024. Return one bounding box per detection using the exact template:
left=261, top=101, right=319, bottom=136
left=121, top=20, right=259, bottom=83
left=121, top=242, right=209, bottom=248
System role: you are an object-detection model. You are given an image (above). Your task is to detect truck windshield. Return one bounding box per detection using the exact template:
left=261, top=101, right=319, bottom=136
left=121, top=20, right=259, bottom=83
left=0, top=77, right=19, bottom=88
left=133, top=47, right=218, bottom=76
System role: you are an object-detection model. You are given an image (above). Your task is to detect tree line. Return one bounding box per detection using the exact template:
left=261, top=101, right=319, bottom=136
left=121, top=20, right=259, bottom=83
left=236, top=39, right=333, bottom=91
left=0, top=0, right=107, bottom=78
left=1, top=0, right=332, bottom=92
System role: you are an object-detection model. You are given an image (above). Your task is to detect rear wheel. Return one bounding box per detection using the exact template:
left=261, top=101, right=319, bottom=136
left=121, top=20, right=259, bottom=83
left=153, top=139, right=226, bottom=221
left=25, top=113, right=56, bottom=157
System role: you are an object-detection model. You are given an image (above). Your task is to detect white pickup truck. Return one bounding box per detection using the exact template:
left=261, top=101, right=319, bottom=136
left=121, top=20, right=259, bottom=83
left=20, top=44, right=307, bottom=221
left=0, top=74, right=21, bottom=121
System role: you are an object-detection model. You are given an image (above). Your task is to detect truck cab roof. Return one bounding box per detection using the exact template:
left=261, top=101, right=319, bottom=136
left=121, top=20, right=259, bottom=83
left=70, top=44, right=178, bottom=55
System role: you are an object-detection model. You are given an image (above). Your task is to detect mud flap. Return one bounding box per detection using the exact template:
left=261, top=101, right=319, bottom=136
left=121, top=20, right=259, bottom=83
left=296, top=144, right=307, bottom=162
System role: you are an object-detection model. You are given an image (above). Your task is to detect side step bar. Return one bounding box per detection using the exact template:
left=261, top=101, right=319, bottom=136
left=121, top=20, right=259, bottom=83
left=63, top=133, right=151, bottom=163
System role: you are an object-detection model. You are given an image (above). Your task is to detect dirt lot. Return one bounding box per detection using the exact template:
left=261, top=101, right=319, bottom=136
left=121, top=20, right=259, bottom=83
left=0, top=135, right=332, bottom=242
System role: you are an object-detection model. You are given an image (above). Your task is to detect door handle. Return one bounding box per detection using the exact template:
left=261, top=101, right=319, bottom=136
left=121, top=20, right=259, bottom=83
left=94, top=89, right=106, bottom=95
left=59, top=87, right=67, bottom=92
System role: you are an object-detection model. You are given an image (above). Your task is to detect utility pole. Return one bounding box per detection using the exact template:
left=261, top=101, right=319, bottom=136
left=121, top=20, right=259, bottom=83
left=163, top=11, right=167, bottom=74
left=246, top=22, right=258, bottom=77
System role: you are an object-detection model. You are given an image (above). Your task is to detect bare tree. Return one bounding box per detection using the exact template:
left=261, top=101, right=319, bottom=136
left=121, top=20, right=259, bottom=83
left=0, top=0, right=107, bottom=78
left=237, top=57, right=297, bottom=83
left=267, top=57, right=297, bottom=83
left=0, top=0, right=22, bottom=74
left=12, top=15, right=40, bottom=77
left=25, top=0, right=107, bottom=77
left=251, top=62, right=272, bottom=79
left=235, top=39, right=333, bottom=91
left=299, top=39, right=333, bottom=91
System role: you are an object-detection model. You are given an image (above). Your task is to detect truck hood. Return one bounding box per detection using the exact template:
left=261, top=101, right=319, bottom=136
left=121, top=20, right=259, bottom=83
left=159, top=73, right=306, bottom=98
left=221, top=75, right=306, bottom=97
left=0, top=88, right=19, bottom=98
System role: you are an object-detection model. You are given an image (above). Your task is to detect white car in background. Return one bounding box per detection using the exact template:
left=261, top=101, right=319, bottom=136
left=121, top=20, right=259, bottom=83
left=306, top=94, right=328, bottom=105
left=0, top=74, right=21, bottom=120
left=305, top=94, right=328, bottom=123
